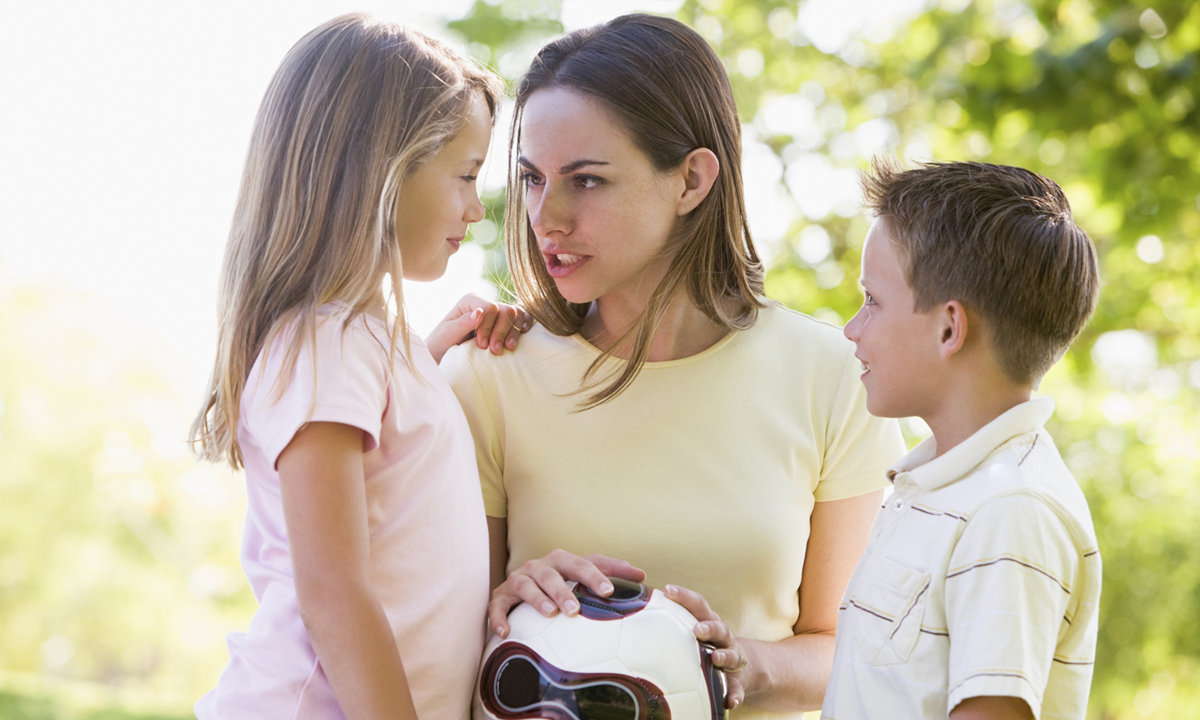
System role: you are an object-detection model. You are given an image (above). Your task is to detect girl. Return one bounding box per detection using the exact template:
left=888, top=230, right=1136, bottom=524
left=190, top=14, right=524, bottom=719
left=441, top=13, right=904, bottom=717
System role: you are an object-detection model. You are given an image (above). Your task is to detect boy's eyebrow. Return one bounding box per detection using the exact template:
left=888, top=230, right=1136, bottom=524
left=517, top=155, right=610, bottom=174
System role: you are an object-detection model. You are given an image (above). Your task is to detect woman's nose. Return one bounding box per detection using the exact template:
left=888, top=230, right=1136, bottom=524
left=528, top=185, right=569, bottom=237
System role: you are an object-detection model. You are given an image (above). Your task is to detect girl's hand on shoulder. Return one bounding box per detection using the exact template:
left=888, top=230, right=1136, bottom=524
left=427, top=293, right=534, bottom=363
left=665, top=583, right=749, bottom=711
left=488, top=550, right=645, bottom=638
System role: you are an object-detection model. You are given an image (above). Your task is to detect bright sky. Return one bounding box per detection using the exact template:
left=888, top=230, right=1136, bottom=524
left=0, top=0, right=924, bottom=396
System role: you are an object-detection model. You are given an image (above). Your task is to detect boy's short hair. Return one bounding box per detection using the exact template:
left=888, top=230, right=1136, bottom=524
left=861, top=158, right=1099, bottom=384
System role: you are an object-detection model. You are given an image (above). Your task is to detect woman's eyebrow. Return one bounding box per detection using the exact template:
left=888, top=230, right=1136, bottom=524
left=518, top=156, right=610, bottom=174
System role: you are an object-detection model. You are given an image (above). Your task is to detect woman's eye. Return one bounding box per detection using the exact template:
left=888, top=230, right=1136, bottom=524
left=574, top=175, right=601, bottom=189
left=461, top=174, right=478, bottom=183
left=864, top=292, right=876, bottom=306
left=521, top=171, right=544, bottom=187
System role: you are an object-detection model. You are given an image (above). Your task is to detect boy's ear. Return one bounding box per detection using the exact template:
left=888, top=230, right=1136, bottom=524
left=676, top=148, right=719, bottom=216
left=937, top=300, right=968, bottom=358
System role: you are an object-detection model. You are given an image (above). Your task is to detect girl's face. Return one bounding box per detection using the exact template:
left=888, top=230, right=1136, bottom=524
left=518, top=87, right=685, bottom=308
left=394, top=92, right=492, bottom=282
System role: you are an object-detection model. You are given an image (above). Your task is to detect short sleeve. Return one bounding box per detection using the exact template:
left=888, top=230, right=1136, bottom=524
left=242, top=318, right=388, bottom=468
left=814, top=346, right=905, bottom=502
left=944, top=492, right=1082, bottom=716
left=442, top=344, right=507, bottom=517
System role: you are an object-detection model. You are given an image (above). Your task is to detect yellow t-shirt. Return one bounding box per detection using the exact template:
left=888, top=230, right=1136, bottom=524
left=443, top=303, right=904, bottom=719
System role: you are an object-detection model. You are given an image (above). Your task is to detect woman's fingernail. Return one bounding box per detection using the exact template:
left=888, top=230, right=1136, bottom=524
left=565, top=600, right=580, bottom=615
left=600, top=581, right=614, bottom=595
left=540, top=602, right=556, bottom=615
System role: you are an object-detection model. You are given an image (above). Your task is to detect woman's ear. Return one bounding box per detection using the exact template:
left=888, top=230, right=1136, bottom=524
left=938, top=300, right=969, bottom=358
left=676, top=147, right=719, bottom=216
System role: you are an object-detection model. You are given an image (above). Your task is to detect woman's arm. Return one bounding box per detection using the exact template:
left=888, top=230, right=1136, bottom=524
left=487, top=515, right=509, bottom=592
left=278, top=421, right=417, bottom=720
left=672, top=490, right=882, bottom=713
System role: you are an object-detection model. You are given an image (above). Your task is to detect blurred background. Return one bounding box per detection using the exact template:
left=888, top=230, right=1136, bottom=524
left=1, top=0, right=1196, bottom=717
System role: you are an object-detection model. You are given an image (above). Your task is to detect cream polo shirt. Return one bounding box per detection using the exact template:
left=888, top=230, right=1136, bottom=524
left=444, top=303, right=904, bottom=720
left=822, top=398, right=1101, bottom=720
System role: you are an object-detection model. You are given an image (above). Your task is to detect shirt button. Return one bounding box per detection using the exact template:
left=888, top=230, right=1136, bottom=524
left=891, top=498, right=905, bottom=512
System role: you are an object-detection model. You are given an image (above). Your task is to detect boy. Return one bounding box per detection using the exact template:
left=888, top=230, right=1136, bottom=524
left=821, top=160, right=1102, bottom=720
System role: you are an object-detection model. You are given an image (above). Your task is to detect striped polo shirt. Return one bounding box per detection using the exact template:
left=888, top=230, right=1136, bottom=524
left=822, top=397, right=1101, bottom=720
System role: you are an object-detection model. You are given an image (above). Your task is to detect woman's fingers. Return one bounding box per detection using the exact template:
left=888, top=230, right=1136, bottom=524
left=666, top=584, right=747, bottom=708
left=487, top=550, right=644, bottom=637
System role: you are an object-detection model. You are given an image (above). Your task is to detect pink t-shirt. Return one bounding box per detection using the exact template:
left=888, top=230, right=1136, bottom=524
left=196, top=306, right=489, bottom=719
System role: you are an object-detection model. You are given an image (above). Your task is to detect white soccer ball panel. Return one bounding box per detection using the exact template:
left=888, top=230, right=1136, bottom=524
left=539, top=611, right=624, bottom=669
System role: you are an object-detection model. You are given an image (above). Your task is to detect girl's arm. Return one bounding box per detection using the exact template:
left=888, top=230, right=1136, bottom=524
left=669, top=490, right=883, bottom=712
left=278, top=421, right=417, bottom=720
left=426, top=293, right=534, bottom=363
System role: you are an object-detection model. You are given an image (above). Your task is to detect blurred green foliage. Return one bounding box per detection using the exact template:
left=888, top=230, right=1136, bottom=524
left=1, top=1, right=1195, bottom=718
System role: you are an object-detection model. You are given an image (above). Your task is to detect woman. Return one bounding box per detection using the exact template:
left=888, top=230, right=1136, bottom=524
left=443, top=13, right=903, bottom=717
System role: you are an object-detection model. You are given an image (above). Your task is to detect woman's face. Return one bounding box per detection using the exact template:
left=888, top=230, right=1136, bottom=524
left=518, top=87, right=685, bottom=307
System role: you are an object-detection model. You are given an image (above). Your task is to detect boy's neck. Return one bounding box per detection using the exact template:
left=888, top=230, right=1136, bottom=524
left=926, top=381, right=1034, bottom=458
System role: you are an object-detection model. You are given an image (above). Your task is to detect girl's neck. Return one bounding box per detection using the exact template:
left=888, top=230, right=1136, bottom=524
left=580, top=292, right=727, bottom=362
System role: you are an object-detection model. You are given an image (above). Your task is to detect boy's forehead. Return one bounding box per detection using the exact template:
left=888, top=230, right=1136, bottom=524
left=862, top=219, right=909, bottom=281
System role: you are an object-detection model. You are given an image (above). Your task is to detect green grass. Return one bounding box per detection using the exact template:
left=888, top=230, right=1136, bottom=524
left=0, top=675, right=191, bottom=720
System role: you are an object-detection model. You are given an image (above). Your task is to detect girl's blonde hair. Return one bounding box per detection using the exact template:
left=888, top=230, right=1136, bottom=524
left=191, top=14, right=502, bottom=468
left=507, top=14, right=765, bottom=408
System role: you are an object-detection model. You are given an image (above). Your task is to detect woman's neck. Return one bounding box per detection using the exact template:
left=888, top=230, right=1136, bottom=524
left=580, top=292, right=727, bottom=362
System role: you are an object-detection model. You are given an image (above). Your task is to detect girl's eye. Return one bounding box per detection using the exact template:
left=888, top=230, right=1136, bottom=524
left=863, top=292, right=876, bottom=306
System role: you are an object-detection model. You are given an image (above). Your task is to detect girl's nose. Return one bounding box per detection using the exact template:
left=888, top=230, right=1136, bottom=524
left=465, top=191, right=485, bottom=224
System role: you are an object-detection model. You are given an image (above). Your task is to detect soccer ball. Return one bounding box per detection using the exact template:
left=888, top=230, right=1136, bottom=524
left=474, top=578, right=727, bottom=720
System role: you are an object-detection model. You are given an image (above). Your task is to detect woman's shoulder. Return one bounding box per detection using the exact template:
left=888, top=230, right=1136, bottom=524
left=750, top=301, right=855, bottom=355
left=442, top=320, right=587, bottom=383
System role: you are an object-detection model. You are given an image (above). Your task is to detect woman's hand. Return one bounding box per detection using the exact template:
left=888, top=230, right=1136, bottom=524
left=488, top=550, right=645, bottom=638
left=426, top=293, right=534, bottom=363
left=665, top=583, right=748, bottom=711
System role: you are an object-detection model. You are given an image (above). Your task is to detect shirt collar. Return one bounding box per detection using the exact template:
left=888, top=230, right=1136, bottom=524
left=887, top=397, right=1055, bottom=493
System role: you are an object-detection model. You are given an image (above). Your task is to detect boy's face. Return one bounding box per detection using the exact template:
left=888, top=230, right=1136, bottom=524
left=844, top=218, right=943, bottom=419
